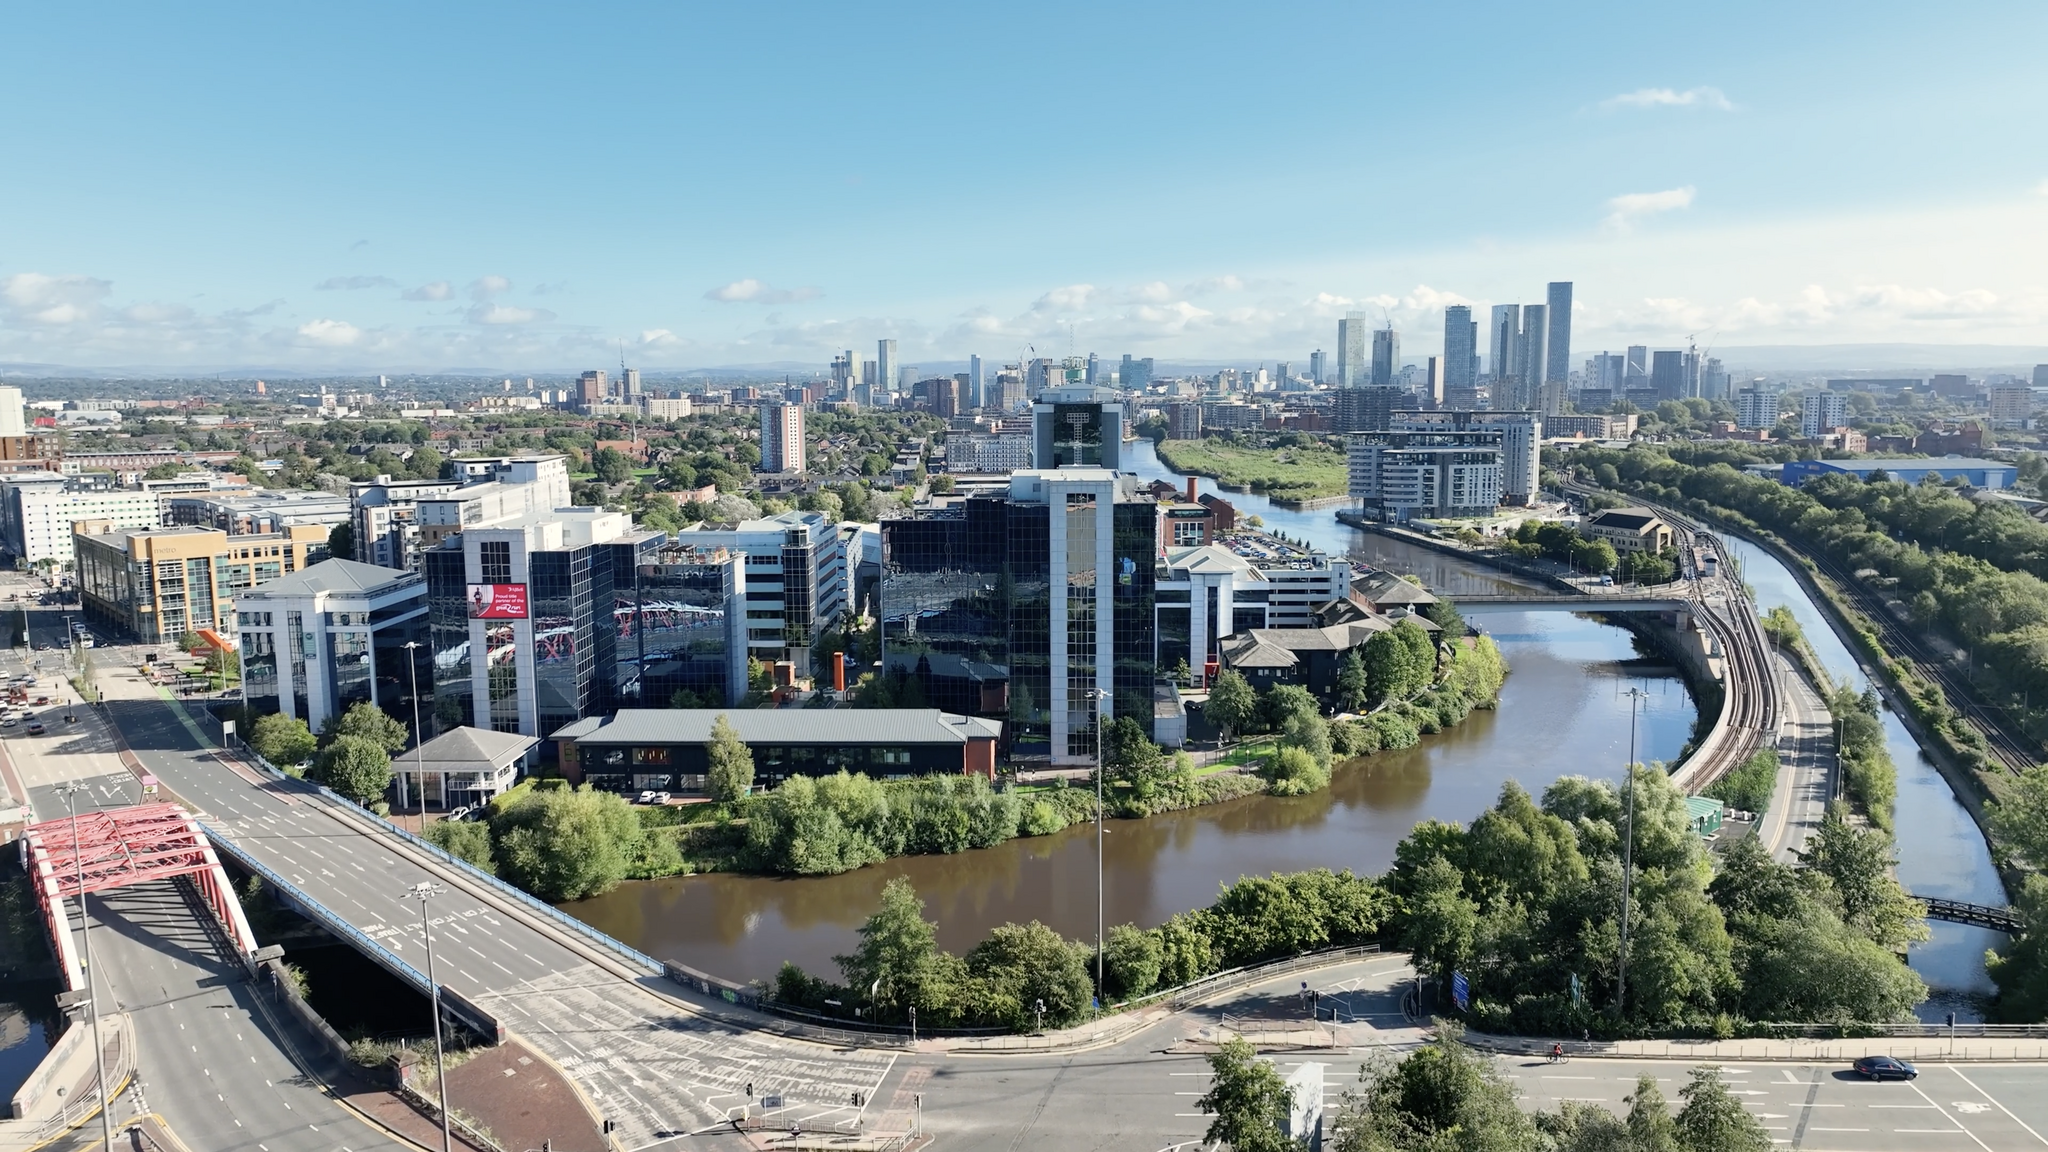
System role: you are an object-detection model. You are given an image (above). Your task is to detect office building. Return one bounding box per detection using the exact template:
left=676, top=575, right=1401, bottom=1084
left=1336, top=313, right=1369, bottom=387
left=622, top=368, right=642, bottom=401
left=1544, top=413, right=1637, bottom=439
left=1084, top=353, right=1100, bottom=387
left=0, top=387, right=23, bottom=437
left=235, top=559, right=429, bottom=737
left=2035, top=365, right=2048, bottom=390
left=351, top=474, right=473, bottom=570
left=164, top=489, right=350, bottom=536
left=879, top=469, right=1155, bottom=761
left=1545, top=282, right=1573, bottom=385
left=1165, top=402, right=1203, bottom=441
left=760, top=401, right=807, bottom=473
left=0, top=475, right=162, bottom=566
left=1443, top=306, right=1477, bottom=391
left=948, top=432, right=1034, bottom=472
left=408, top=457, right=576, bottom=560
left=554, top=709, right=1001, bottom=795
left=876, top=340, right=899, bottom=403
left=1393, top=409, right=1541, bottom=506
left=675, top=509, right=847, bottom=674
left=1931, top=374, right=1975, bottom=400
left=1783, top=457, right=2015, bottom=490
left=74, top=521, right=328, bottom=643
left=1625, top=346, right=1649, bottom=387
left=1309, top=349, right=1327, bottom=385
left=1348, top=430, right=1505, bottom=522
left=1489, top=305, right=1521, bottom=388
left=1989, top=387, right=2033, bottom=427
left=1120, top=355, right=1154, bottom=391
left=1586, top=352, right=1627, bottom=394
left=577, top=370, right=608, bottom=408
left=1800, top=393, right=1848, bottom=437
left=1031, top=387, right=1123, bottom=469
left=1371, top=326, right=1400, bottom=387
left=1736, top=386, right=1775, bottom=430
left=1421, top=357, right=1445, bottom=409
left=1651, top=350, right=1686, bottom=400
left=1155, top=535, right=1352, bottom=688
left=1701, top=358, right=1730, bottom=402
left=969, top=354, right=985, bottom=408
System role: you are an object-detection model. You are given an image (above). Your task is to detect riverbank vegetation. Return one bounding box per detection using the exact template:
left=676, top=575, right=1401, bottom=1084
left=1396, top=769, right=1928, bottom=1035
left=1830, top=686, right=1897, bottom=831
left=1704, top=748, right=1778, bottom=814
left=769, top=868, right=1392, bottom=1031
left=1987, top=765, right=2048, bottom=1020
left=1154, top=434, right=1349, bottom=500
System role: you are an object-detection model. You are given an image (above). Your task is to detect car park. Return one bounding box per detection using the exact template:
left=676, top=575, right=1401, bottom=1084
left=1852, top=1055, right=1917, bottom=1080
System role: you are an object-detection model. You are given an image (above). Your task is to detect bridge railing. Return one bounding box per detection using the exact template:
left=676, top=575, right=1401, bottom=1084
left=308, top=785, right=668, bottom=977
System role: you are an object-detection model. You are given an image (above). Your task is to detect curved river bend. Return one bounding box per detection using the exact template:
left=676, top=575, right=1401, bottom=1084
left=567, top=442, right=2000, bottom=1015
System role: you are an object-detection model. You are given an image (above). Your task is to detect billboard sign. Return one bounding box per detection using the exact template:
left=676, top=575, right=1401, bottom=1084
left=468, top=584, right=529, bottom=619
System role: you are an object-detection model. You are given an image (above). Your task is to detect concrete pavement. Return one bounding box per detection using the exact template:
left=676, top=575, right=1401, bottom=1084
left=1761, top=652, right=1836, bottom=863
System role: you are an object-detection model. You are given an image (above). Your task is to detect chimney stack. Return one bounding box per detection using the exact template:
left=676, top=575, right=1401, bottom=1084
left=1187, top=477, right=1199, bottom=503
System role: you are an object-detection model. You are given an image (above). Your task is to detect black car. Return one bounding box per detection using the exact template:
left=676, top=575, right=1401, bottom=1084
left=1853, top=1055, right=1917, bottom=1080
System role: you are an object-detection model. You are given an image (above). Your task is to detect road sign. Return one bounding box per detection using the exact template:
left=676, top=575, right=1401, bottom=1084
left=1451, top=971, right=1470, bottom=1012
left=141, top=774, right=158, bottom=795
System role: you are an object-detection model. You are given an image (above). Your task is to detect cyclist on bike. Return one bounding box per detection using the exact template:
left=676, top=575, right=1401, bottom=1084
left=1551, top=1042, right=1564, bottom=1062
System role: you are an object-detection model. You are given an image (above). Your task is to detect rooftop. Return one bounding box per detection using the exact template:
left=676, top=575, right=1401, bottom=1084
left=1809, top=456, right=2011, bottom=472
left=238, top=559, right=421, bottom=601
left=1587, top=507, right=1664, bottom=532
left=416, top=725, right=540, bottom=770
left=552, top=708, right=1003, bottom=746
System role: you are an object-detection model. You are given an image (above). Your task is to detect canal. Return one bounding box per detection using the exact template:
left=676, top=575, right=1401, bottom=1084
left=1719, top=535, right=2007, bottom=1019
left=567, top=442, right=1698, bottom=982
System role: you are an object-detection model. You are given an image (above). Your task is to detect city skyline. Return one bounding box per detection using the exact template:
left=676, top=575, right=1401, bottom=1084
left=3, top=2, right=2046, bottom=371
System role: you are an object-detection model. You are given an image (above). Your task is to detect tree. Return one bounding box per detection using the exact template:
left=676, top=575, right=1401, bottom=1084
left=1362, top=625, right=1430, bottom=706
left=491, top=785, right=644, bottom=901
left=203, top=647, right=239, bottom=682
left=1333, top=1024, right=1535, bottom=1151
left=707, top=493, right=761, bottom=522
left=965, top=921, right=1094, bottom=1028
left=248, top=713, right=317, bottom=767
left=326, top=520, right=354, bottom=562
left=1400, top=855, right=1476, bottom=984
left=175, top=631, right=205, bottom=652
left=1101, top=716, right=1168, bottom=798
left=705, top=714, right=755, bottom=802
left=328, top=700, right=411, bottom=755
left=835, top=877, right=938, bottom=1013
left=1674, top=1067, right=1772, bottom=1151
left=1102, top=923, right=1163, bottom=1001
left=1624, top=1074, right=1681, bottom=1152
left=1796, top=807, right=1929, bottom=952
left=1203, top=669, right=1258, bottom=745
left=1420, top=598, right=1465, bottom=642
left=1989, top=763, right=2048, bottom=871
left=425, top=819, right=495, bottom=873
left=1197, top=1037, right=1294, bottom=1152
left=1262, top=745, right=1328, bottom=796
left=591, top=446, right=635, bottom=485
left=311, top=735, right=393, bottom=806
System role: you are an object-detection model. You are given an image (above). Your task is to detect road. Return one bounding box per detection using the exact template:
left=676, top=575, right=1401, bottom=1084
left=1759, top=650, right=1836, bottom=862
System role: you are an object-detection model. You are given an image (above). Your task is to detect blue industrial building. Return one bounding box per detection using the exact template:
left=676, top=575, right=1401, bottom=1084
left=1781, top=457, right=2017, bottom=489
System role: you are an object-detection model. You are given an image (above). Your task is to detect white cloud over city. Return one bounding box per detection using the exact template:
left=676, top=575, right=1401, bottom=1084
left=1601, top=86, right=1735, bottom=112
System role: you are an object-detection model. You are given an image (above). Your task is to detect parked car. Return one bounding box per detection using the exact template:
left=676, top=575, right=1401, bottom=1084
left=1, top=717, right=18, bottom=729
left=636, top=791, right=658, bottom=804
left=1852, top=1056, right=1917, bottom=1080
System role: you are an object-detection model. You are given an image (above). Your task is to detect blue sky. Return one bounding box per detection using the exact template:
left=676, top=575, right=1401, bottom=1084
left=3, top=1, right=2045, bottom=372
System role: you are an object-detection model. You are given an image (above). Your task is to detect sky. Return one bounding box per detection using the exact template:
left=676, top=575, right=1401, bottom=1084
left=3, top=1, right=2047, bottom=374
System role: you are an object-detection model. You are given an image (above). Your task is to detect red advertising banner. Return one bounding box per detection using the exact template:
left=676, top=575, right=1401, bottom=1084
left=467, top=584, right=529, bottom=619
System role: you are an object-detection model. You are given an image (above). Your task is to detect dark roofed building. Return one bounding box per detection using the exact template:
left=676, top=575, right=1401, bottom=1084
left=1350, top=569, right=1440, bottom=613
left=397, top=726, right=539, bottom=811
left=1582, top=506, right=1672, bottom=553
left=1219, top=615, right=1438, bottom=699
left=552, top=708, right=1002, bottom=795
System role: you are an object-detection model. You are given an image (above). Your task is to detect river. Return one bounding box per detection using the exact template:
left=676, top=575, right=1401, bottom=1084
left=1719, top=535, right=2007, bottom=1019
left=567, top=442, right=1697, bottom=981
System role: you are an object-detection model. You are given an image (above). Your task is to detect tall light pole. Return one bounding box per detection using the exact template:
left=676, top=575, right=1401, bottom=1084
left=60, top=783, right=115, bottom=1152
left=1616, top=687, right=1646, bottom=1019
left=401, top=640, right=427, bottom=813
left=407, top=881, right=453, bottom=1152
left=1086, top=687, right=1107, bottom=1001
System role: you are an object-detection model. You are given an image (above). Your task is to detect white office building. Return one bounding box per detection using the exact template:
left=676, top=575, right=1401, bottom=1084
left=677, top=509, right=848, bottom=674
left=947, top=432, right=1033, bottom=473
left=0, top=475, right=162, bottom=566
left=235, top=559, right=428, bottom=737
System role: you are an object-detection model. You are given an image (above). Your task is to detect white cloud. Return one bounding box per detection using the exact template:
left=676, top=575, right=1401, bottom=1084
left=121, top=302, right=194, bottom=324
left=296, top=319, right=362, bottom=346
left=641, top=329, right=684, bottom=347
left=469, top=275, right=512, bottom=302
left=467, top=303, right=554, bottom=326
left=1601, top=86, right=1734, bottom=111
left=1182, top=274, right=1244, bottom=296
left=1030, top=284, right=1097, bottom=313
left=2034, top=178, right=2048, bottom=196
left=314, top=275, right=397, bottom=291
left=1604, top=186, right=1697, bottom=231
left=403, top=281, right=453, bottom=301
left=2, top=272, right=111, bottom=325
left=704, top=278, right=822, bottom=304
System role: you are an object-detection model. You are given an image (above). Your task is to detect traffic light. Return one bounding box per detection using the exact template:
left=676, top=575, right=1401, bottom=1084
left=602, top=1120, right=615, bottom=1134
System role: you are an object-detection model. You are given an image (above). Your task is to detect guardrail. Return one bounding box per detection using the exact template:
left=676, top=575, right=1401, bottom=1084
left=202, top=822, right=502, bottom=1043
left=1915, top=897, right=2021, bottom=933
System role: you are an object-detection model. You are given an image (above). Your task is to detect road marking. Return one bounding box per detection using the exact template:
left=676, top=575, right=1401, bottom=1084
left=1946, top=1065, right=2048, bottom=1147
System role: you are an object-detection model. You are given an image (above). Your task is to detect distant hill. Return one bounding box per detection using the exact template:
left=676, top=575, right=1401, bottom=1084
left=1709, top=344, right=2048, bottom=373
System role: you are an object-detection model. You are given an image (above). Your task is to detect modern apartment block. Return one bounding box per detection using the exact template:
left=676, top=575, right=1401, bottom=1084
left=675, top=509, right=848, bottom=675
left=1442, top=306, right=1478, bottom=390
left=1392, top=409, right=1542, bottom=506
left=1737, top=387, right=1776, bottom=430
left=0, top=474, right=162, bottom=565
left=73, top=521, right=328, bottom=643
left=1370, top=326, right=1400, bottom=387
left=1545, top=281, right=1573, bottom=385
left=760, top=401, right=807, bottom=473
left=879, top=469, right=1157, bottom=762
left=947, top=432, right=1033, bottom=472
left=235, top=559, right=429, bottom=736
left=1336, top=313, right=1369, bottom=388
left=1800, top=393, right=1848, bottom=437
left=1347, top=431, right=1505, bottom=522
left=411, top=456, right=574, bottom=558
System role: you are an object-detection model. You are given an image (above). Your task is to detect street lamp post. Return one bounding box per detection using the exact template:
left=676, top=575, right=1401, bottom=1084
left=1086, top=687, right=1107, bottom=1001
left=1616, top=686, right=1646, bottom=1020
left=401, top=640, right=427, bottom=813
left=407, top=881, right=454, bottom=1152
left=61, top=783, right=115, bottom=1152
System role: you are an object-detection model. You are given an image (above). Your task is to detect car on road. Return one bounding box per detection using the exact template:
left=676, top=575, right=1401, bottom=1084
left=1, top=717, right=18, bottom=729
left=1852, top=1055, right=1917, bottom=1080
left=26, top=721, right=44, bottom=735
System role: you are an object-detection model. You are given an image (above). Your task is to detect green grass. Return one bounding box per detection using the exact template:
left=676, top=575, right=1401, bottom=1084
left=1153, top=438, right=1348, bottom=499
left=1216, top=738, right=1278, bottom=769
